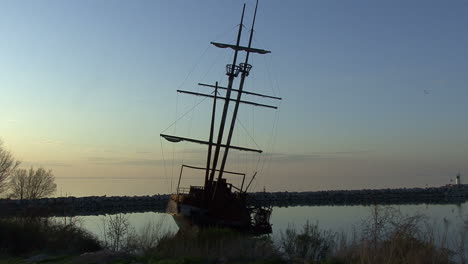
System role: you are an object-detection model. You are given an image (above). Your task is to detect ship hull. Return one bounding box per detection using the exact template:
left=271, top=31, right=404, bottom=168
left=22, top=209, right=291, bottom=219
left=166, top=180, right=272, bottom=235
left=166, top=196, right=250, bottom=232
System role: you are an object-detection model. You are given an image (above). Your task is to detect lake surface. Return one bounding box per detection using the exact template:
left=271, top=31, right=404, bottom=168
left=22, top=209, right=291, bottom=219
left=77, top=202, right=468, bottom=242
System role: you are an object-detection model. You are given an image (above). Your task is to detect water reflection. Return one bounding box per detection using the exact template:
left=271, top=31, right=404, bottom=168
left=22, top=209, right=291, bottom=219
left=78, top=212, right=178, bottom=242
left=75, top=202, right=467, bottom=241
left=271, top=203, right=467, bottom=235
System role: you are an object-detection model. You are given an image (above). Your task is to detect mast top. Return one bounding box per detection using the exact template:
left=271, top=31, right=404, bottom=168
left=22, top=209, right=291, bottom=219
left=211, top=0, right=270, bottom=56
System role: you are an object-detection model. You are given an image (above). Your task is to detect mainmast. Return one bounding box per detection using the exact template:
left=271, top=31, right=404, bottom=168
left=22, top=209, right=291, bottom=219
left=206, top=4, right=246, bottom=196
left=216, top=0, right=259, bottom=186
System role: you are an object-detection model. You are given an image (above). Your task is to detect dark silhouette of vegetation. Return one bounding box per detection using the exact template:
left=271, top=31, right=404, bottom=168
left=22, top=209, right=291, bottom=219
left=0, top=204, right=463, bottom=264
left=100, top=213, right=132, bottom=252
left=280, top=221, right=335, bottom=263
left=9, top=167, right=57, bottom=199
left=137, top=208, right=459, bottom=263
left=149, top=228, right=281, bottom=263
left=0, top=217, right=101, bottom=256
left=0, top=139, right=20, bottom=195
left=99, top=213, right=170, bottom=254
left=274, top=206, right=457, bottom=264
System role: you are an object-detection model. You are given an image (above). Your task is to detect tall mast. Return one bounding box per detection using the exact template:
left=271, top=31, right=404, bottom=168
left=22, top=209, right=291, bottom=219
left=207, top=4, right=246, bottom=194
left=216, top=0, right=259, bottom=184
left=204, top=82, right=218, bottom=190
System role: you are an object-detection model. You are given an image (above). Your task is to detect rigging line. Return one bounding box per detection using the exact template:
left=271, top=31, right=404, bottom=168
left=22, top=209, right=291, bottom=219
left=259, top=110, right=278, bottom=174
left=177, top=44, right=211, bottom=90
left=202, top=37, right=237, bottom=82
left=168, top=28, right=237, bottom=133
left=262, top=53, right=278, bottom=97
left=255, top=152, right=262, bottom=175
left=267, top=55, right=282, bottom=99
left=159, top=137, right=169, bottom=193
left=251, top=105, right=262, bottom=177
left=258, top=47, right=282, bottom=176
left=215, top=65, right=227, bottom=87
left=213, top=24, right=240, bottom=43
left=253, top=37, right=281, bottom=98
left=260, top=102, right=281, bottom=176
left=258, top=104, right=280, bottom=174
left=240, top=125, right=246, bottom=174
left=161, top=46, right=232, bottom=134
left=181, top=86, right=200, bottom=167
left=250, top=105, right=255, bottom=173
left=161, top=96, right=210, bottom=134
left=208, top=38, right=236, bottom=85
left=268, top=56, right=282, bottom=100
left=170, top=93, right=180, bottom=192
left=251, top=36, right=270, bottom=60
left=236, top=116, right=261, bottom=150
left=252, top=178, right=259, bottom=192
left=201, top=36, right=237, bottom=81
left=199, top=43, right=231, bottom=85
left=245, top=133, right=250, bottom=174
left=256, top=46, right=281, bottom=177
left=177, top=23, right=237, bottom=90
left=170, top=145, right=174, bottom=192
left=163, top=91, right=216, bottom=176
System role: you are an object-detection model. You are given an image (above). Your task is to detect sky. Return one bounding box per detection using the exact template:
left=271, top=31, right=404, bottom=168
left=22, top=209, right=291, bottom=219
left=1, top=0, right=467, bottom=196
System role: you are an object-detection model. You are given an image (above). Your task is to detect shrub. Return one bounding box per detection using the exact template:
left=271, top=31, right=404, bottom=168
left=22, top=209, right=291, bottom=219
left=333, top=205, right=454, bottom=264
left=100, top=213, right=173, bottom=255
left=0, top=217, right=101, bottom=255
left=279, top=221, right=335, bottom=263
left=276, top=206, right=456, bottom=264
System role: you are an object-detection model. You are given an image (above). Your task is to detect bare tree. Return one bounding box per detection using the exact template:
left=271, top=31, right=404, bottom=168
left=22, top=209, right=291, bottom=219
left=9, top=167, right=57, bottom=199
left=9, top=169, right=28, bottom=199
left=0, top=139, right=20, bottom=194
left=100, top=213, right=132, bottom=252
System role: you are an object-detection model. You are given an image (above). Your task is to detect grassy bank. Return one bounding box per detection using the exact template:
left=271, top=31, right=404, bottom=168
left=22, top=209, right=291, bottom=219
left=0, top=206, right=466, bottom=263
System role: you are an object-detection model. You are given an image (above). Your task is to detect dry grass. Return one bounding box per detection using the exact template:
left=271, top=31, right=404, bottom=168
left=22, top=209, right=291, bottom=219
left=140, top=206, right=462, bottom=263
left=149, top=228, right=282, bottom=263
left=99, top=213, right=173, bottom=254
left=279, top=221, right=335, bottom=263
left=277, top=205, right=457, bottom=264
left=1, top=205, right=465, bottom=264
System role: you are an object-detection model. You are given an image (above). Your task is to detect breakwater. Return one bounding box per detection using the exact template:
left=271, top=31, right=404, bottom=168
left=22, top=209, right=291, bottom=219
left=1, top=185, right=467, bottom=217
left=249, top=185, right=468, bottom=207
left=0, top=195, right=170, bottom=217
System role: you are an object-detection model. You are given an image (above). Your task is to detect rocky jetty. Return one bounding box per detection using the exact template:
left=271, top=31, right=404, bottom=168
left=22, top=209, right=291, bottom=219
left=1, top=185, right=467, bottom=217
left=0, top=194, right=169, bottom=217
left=249, top=184, right=468, bottom=207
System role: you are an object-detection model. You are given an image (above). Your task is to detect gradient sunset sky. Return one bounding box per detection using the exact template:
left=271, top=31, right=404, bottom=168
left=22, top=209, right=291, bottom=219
left=1, top=0, right=467, bottom=196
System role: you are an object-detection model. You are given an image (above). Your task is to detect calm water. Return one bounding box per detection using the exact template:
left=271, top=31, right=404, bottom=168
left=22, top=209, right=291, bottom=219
left=77, top=202, right=468, bottom=242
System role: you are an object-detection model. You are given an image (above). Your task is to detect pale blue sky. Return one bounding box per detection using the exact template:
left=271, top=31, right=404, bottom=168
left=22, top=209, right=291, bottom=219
left=1, top=0, right=467, bottom=196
